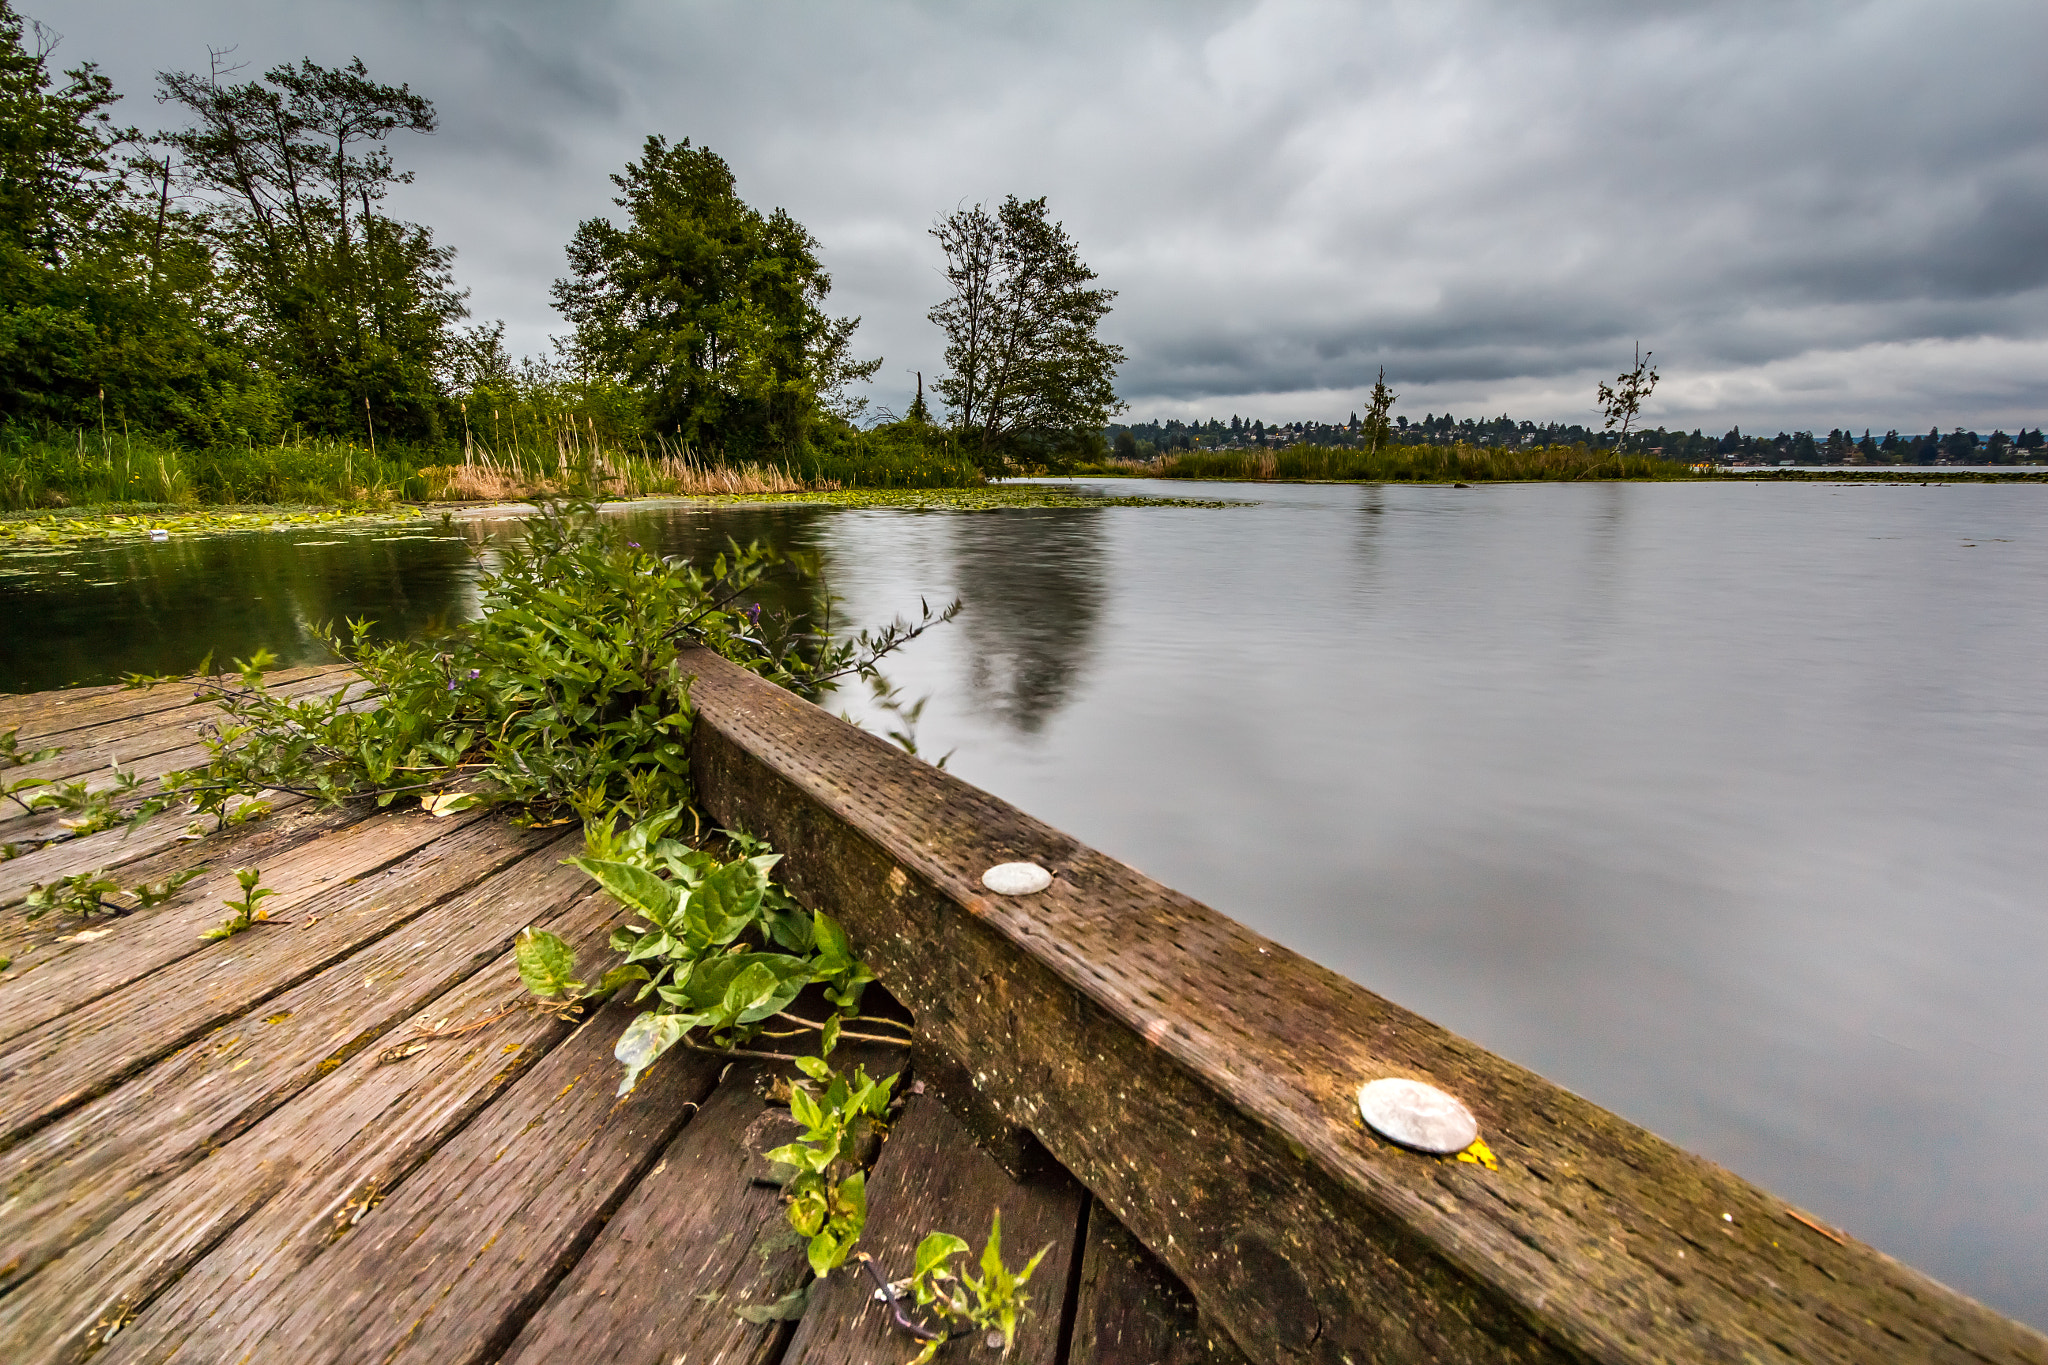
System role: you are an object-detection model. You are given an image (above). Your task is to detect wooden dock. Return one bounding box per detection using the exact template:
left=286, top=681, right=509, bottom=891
left=1, top=656, right=2044, bottom=1364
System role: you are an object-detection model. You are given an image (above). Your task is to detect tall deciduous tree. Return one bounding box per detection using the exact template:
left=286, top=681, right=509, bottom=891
left=553, top=136, right=877, bottom=458
left=156, top=53, right=466, bottom=439
left=928, top=196, right=1123, bottom=469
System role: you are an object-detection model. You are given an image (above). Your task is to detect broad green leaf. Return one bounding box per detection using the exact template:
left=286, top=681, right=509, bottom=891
left=818, top=1014, right=842, bottom=1057
left=807, top=1230, right=842, bottom=1278
left=421, top=791, right=481, bottom=817
left=687, top=856, right=766, bottom=949
left=794, top=1054, right=832, bottom=1082
left=597, top=963, right=650, bottom=995
left=569, top=856, right=681, bottom=927
left=915, top=1232, right=969, bottom=1280
left=788, top=1083, right=823, bottom=1130
left=837, top=1169, right=866, bottom=1228
left=515, top=928, right=582, bottom=999
left=613, top=1009, right=697, bottom=1096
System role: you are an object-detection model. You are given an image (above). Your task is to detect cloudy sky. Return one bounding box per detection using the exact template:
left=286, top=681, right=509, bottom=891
left=33, top=0, right=2048, bottom=433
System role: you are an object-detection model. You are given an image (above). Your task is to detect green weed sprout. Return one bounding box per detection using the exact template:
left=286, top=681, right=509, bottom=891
left=203, top=866, right=278, bottom=940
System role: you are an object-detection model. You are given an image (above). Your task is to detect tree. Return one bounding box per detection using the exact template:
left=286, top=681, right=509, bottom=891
left=1596, top=343, right=1658, bottom=453
left=1360, top=367, right=1396, bottom=458
left=554, top=137, right=874, bottom=458
left=927, top=195, right=1123, bottom=470
left=156, top=53, right=466, bottom=439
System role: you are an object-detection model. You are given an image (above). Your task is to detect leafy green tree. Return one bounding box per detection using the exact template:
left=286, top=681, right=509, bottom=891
left=927, top=195, right=1123, bottom=471
left=156, top=54, right=466, bottom=440
left=553, top=136, right=877, bottom=459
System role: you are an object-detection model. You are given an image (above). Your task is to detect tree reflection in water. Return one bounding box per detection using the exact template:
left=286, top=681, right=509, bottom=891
left=949, top=509, right=1103, bottom=736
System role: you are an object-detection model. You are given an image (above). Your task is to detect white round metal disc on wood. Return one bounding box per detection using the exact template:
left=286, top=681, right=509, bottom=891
left=1357, top=1077, right=1478, bottom=1155
left=981, top=862, right=1052, bottom=895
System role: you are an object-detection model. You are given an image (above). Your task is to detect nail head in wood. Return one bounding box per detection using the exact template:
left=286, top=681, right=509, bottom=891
left=981, top=862, right=1051, bottom=896
left=1357, top=1077, right=1479, bottom=1155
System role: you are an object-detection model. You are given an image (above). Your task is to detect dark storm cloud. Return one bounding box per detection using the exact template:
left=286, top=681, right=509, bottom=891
left=31, top=0, right=2048, bottom=431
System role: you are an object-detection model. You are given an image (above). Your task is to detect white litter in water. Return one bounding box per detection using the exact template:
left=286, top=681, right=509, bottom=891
left=148, top=529, right=169, bottom=540
left=1356, top=1077, right=1479, bottom=1155
left=980, top=862, right=1052, bottom=896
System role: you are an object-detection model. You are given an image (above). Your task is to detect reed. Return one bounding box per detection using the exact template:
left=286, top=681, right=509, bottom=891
left=1154, top=442, right=1703, bottom=482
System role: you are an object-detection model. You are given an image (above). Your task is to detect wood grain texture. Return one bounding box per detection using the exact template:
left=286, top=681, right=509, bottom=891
left=0, top=801, right=436, bottom=1050
left=780, top=1087, right=1086, bottom=1365
left=0, top=830, right=589, bottom=1294
left=153, top=994, right=722, bottom=1365
left=0, top=666, right=346, bottom=741
left=1072, top=1205, right=1251, bottom=1365
left=3, top=888, right=626, bottom=1365
left=498, top=1057, right=817, bottom=1365
left=680, top=646, right=2048, bottom=1365
left=0, top=807, right=537, bottom=1146
left=0, top=668, right=358, bottom=789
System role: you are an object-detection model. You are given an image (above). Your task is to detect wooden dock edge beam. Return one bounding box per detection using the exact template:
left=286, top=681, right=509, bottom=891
left=678, top=648, right=2047, bottom=1365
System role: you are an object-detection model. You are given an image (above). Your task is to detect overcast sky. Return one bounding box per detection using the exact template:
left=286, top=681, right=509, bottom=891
left=32, top=0, right=2048, bottom=433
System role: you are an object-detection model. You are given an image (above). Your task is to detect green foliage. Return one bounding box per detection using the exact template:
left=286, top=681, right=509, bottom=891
left=156, top=55, right=463, bottom=441
left=24, top=863, right=203, bottom=922
left=766, top=1050, right=898, bottom=1276
left=23, top=868, right=122, bottom=919
left=158, top=498, right=919, bottom=825
left=901, top=1212, right=1053, bottom=1363
left=1157, top=442, right=1700, bottom=482
left=554, top=136, right=879, bottom=458
left=521, top=807, right=878, bottom=1096
left=928, top=195, right=1125, bottom=472
left=202, top=865, right=276, bottom=940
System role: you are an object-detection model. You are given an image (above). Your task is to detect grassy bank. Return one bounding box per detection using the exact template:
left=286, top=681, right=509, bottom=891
left=1152, top=442, right=1700, bottom=482
left=0, top=422, right=984, bottom=512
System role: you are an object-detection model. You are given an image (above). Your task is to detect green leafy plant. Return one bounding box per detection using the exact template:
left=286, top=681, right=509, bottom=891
left=158, top=498, right=955, bottom=832
left=19, top=865, right=204, bottom=922
left=203, top=866, right=278, bottom=940
left=512, top=811, right=887, bottom=1096
left=0, top=726, right=63, bottom=813
left=23, top=869, right=125, bottom=920
left=766, top=1050, right=900, bottom=1278
left=895, top=1213, right=1052, bottom=1363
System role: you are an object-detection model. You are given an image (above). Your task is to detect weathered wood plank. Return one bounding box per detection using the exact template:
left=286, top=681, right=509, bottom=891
left=0, top=829, right=588, bottom=1294
left=0, top=667, right=359, bottom=790
left=0, top=664, right=348, bottom=743
left=0, top=793, right=306, bottom=909
left=497, top=1057, right=816, bottom=1365
left=681, top=646, right=2048, bottom=1365
left=0, top=800, right=377, bottom=1035
left=2, top=888, right=626, bottom=1365
left=121, top=996, right=722, bottom=1365
left=780, top=1087, right=1086, bottom=1365
left=1072, top=1204, right=1251, bottom=1365
left=0, top=807, right=536, bottom=1146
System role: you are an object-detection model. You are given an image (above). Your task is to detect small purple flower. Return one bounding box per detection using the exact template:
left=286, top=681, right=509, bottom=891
left=627, top=541, right=641, bottom=549
left=468, top=669, right=480, bottom=678
left=447, top=680, right=458, bottom=691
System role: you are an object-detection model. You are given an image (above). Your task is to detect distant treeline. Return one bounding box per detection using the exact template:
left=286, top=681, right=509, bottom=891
left=1109, top=414, right=2047, bottom=465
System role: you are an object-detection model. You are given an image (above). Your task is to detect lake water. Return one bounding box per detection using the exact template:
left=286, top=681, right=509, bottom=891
left=4, top=480, right=2045, bottom=1326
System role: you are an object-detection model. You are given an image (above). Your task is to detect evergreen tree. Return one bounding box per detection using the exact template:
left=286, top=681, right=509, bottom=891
left=555, top=136, right=876, bottom=457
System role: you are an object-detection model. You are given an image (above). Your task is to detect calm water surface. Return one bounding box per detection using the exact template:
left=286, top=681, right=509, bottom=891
left=3, top=481, right=2044, bottom=1324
